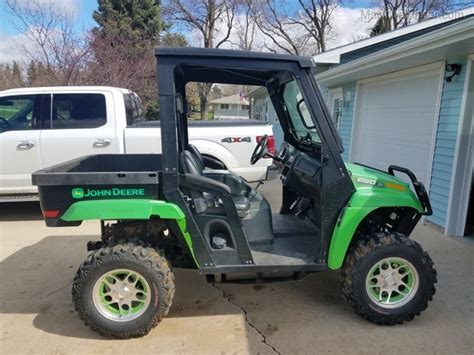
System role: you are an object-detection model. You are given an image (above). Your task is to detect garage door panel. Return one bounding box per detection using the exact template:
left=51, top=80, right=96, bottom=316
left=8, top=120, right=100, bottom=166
left=356, top=143, right=431, bottom=174
left=359, top=133, right=432, bottom=149
left=353, top=68, right=441, bottom=186
left=361, top=118, right=431, bottom=142
left=366, top=81, right=435, bottom=106
left=357, top=140, right=431, bottom=155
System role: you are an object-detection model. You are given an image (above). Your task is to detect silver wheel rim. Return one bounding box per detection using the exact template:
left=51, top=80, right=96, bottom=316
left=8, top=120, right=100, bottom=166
left=366, top=257, right=419, bottom=309
left=92, top=269, right=151, bottom=322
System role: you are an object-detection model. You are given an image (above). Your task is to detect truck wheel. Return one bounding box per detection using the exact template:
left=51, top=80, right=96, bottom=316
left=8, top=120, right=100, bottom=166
left=72, top=243, right=175, bottom=338
left=340, top=233, right=436, bottom=325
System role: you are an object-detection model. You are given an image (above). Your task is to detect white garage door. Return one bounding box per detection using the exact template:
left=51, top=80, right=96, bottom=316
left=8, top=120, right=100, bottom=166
left=352, top=64, right=443, bottom=186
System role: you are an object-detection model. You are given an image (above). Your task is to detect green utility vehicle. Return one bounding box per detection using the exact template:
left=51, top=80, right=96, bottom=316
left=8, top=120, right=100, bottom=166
left=33, top=48, right=437, bottom=338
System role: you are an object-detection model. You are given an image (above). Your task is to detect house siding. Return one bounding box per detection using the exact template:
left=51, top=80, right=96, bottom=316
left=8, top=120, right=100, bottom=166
left=321, top=82, right=356, bottom=161
left=212, top=104, right=249, bottom=119
left=320, top=85, right=329, bottom=103
left=427, top=56, right=468, bottom=227
left=339, top=82, right=357, bottom=161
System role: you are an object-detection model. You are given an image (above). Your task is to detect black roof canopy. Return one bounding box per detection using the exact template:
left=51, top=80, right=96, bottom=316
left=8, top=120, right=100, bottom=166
left=155, top=47, right=316, bottom=85
left=155, top=47, right=315, bottom=68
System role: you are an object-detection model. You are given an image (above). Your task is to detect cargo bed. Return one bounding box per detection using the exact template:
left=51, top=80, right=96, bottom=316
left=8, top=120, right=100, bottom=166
left=32, top=154, right=163, bottom=226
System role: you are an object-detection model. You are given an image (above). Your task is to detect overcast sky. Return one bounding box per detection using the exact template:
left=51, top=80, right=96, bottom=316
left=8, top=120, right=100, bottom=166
left=0, top=0, right=377, bottom=63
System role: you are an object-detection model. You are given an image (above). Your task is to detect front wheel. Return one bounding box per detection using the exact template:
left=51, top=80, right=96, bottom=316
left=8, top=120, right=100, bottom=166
left=72, top=243, right=175, bottom=338
left=340, top=233, right=437, bottom=325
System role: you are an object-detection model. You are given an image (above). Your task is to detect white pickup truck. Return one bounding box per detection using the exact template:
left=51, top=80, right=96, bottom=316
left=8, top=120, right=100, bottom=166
left=0, top=86, right=274, bottom=201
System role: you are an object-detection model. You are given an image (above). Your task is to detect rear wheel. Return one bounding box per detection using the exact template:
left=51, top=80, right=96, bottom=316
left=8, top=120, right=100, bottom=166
left=340, top=233, right=436, bottom=324
left=72, top=243, right=175, bottom=338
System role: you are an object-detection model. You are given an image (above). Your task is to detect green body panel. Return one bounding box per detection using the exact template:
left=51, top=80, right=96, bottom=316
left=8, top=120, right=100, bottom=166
left=327, top=163, right=423, bottom=270
left=61, top=199, right=197, bottom=265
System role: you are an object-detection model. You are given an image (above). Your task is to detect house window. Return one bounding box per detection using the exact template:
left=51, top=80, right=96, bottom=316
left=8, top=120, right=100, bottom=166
left=220, top=104, right=229, bottom=110
left=241, top=104, right=250, bottom=110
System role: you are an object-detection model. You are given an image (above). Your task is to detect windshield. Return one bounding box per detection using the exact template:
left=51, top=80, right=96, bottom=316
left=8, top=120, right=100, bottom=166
left=282, top=79, right=320, bottom=143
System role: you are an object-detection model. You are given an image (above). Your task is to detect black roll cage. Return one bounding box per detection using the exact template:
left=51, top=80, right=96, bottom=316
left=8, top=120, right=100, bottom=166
left=155, top=47, right=355, bottom=269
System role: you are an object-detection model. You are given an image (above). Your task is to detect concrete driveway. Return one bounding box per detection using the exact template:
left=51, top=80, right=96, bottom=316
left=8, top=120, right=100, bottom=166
left=1, top=182, right=473, bottom=354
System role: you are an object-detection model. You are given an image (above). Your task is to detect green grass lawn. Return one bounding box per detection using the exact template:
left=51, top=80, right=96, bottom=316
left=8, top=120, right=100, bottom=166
left=189, top=112, right=213, bottom=120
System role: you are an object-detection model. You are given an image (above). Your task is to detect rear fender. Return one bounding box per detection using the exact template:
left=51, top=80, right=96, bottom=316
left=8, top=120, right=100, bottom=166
left=61, top=199, right=197, bottom=264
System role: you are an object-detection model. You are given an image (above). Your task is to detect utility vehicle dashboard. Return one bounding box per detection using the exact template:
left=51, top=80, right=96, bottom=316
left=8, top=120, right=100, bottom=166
left=275, top=142, right=322, bottom=198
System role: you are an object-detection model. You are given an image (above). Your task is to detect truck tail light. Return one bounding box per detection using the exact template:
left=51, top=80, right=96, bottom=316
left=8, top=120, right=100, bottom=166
left=257, top=135, right=276, bottom=155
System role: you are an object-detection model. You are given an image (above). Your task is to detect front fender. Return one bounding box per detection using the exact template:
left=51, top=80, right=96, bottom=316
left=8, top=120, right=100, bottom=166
left=327, top=206, right=376, bottom=270
left=327, top=187, right=423, bottom=270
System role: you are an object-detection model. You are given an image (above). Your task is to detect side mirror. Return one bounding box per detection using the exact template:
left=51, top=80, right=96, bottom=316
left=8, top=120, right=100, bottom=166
left=297, top=99, right=315, bottom=129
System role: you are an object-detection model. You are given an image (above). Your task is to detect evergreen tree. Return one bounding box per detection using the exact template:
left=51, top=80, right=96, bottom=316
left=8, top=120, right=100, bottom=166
left=93, top=0, right=162, bottom=43
left=11, top=61, right=23, bottom=87
left=161, top=32, right=188, bottom=48
left=36, top=62, right=48, bottom=86
left=26, top=60, right=38, bottom=85
left=370, top=16, right=391, bottom=37
left=0, top=64, right=8, bottom=90
left=91, top=0, right=165, bottom=119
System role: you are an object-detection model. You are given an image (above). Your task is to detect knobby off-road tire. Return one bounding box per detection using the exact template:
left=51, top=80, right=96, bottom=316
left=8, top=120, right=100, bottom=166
left=340, top=233, right=437, bottom=325
left=72, top=243, right=175, bottom=338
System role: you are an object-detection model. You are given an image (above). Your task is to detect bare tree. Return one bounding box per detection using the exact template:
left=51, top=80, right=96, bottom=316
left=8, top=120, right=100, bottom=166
left=375, top=0, right=461, bottom=30
left=164, top=0, right=237, bottom=119
left=289, top=0, right=338, bottom=53
left=250, top=0, right=338, bottom=55
left=231, top=3, right=258, bottom=51
left=165, top=0, right=236, bottom=48
left=250, top=0, right=310, bottom=55
left=5, top=0, right=91, bottom=85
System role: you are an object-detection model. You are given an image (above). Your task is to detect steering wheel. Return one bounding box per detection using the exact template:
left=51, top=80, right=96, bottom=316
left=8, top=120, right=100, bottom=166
left=250, top=135, right=269, bottom=165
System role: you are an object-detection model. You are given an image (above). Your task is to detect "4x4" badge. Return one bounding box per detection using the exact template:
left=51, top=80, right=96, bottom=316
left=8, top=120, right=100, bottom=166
left=221, top=136, right=251, bottom=143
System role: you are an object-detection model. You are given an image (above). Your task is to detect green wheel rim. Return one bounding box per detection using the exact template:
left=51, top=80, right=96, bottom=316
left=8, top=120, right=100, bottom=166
left=365, top=257, right=419, bottom=309
left=92, top=269, right=151, bottom=322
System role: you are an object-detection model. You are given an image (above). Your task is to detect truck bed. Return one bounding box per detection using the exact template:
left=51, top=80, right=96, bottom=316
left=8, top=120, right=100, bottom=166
left=129, top=119, right=269, bottom=128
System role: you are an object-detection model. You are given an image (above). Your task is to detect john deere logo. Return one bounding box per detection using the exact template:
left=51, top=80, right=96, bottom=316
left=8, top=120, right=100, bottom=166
left=72, top=188, right=84, bottom=199
left=71, top=187, right=145, bottom=199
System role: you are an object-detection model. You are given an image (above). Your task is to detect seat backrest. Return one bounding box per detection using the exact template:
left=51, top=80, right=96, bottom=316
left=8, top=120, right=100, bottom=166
left=187, top=144, right=204, bottom=170
left=181, top=150, right=203, bottom=176
left=181, top=149, right=215, bottom=213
